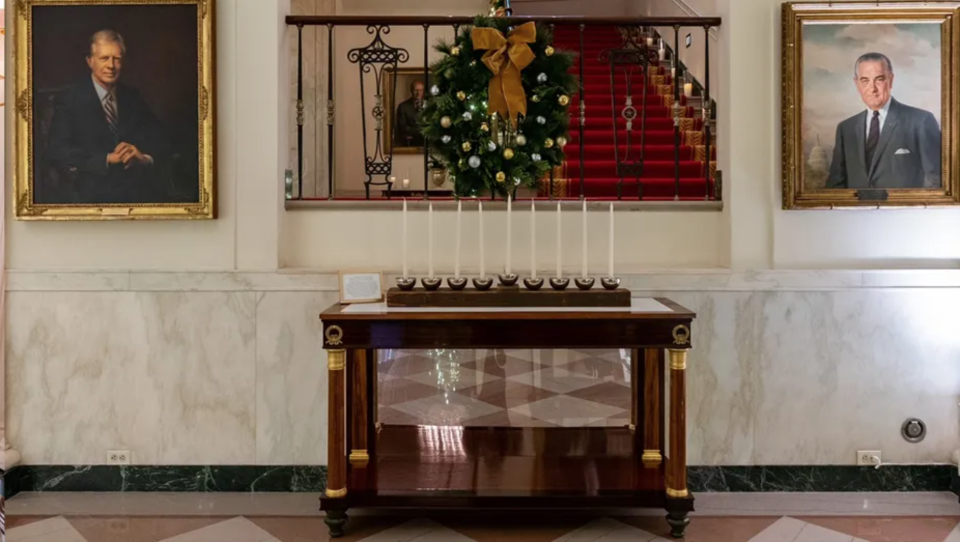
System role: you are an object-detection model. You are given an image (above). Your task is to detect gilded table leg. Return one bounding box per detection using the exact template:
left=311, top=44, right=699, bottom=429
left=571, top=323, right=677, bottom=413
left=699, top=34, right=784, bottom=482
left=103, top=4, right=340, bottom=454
left=665, top=346, right=693, bottom=538
left=325, top=347, right=348, bottom=538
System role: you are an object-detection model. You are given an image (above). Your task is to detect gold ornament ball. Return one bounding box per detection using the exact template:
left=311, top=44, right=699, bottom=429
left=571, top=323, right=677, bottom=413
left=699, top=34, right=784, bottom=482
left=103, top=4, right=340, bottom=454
left=462, top=141, right=472, bottom=152
left=503, top=148, right=515, bottom=160
left=451, top=46, right=461, bottom=56
left=532, top=95, right=541, bottom=103
left=556, top=136, right=568, bottom=148
left=545, top=46, right=555, bottom=56
left=515, top=134, right=527, bottom=146
left=496, top=172, right=506, bottom=183
left=558, top=95, right=570, bottom=106
left=440, top=116, right=452, bottom=128
left=480, top=122, right=490, bottom=132
left=545, top=138, right=554, bottom=148
left=456, top=91, right=466, bottom=101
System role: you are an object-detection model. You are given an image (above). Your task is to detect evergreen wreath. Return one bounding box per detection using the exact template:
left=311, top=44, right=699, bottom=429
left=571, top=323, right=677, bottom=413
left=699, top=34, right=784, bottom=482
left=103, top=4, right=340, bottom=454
left=419, top=16, right=578, bottom=198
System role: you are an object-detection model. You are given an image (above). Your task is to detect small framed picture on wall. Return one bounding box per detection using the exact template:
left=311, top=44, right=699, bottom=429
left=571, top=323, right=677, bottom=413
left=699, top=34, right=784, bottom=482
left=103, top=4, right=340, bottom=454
left=781, top=1, right=960, bottom=209
left=14, top=0, right=216, bottom=220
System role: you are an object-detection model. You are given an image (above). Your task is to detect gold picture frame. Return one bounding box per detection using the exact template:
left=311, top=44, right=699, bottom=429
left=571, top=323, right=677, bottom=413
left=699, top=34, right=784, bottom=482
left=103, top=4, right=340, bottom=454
left=382, top=66, right=433, bottom=156
left=14, top=0, right=216, bottom=220
left=782, top=1, right=960, bottom=209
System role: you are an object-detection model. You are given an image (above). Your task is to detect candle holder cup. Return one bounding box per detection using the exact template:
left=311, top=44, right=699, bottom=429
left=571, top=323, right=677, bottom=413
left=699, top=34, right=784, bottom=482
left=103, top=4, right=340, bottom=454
left=498, top=273, right=519, bottom=287
left=447, top=277, right=468, bottom=290
left=601, top=277, right=621, bottom=290
left=396, top=277, right=417, bottom=291
left=523, top=277, right=544, bottom=291
left=574, top=277, right=595, bottom=290
left=472, top=277, right=494, bottom=291
left=421, top=277, right=442, bottom=291
left=549, top=278, right=570, bottom=291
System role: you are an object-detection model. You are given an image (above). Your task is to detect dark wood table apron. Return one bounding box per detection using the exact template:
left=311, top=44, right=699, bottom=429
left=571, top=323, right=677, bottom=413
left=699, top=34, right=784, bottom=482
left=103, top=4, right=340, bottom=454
left=318, top=296, right=696, bottom=539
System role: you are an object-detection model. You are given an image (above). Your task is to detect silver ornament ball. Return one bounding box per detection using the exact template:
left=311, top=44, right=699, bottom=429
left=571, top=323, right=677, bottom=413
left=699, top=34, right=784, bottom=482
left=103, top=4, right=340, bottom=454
left=468, top=155, right=482, bottom=168
left=536, top=116, right=546, bottom=125
left=487, top=141, right=497, bottom=152
left=531, top=153, right=542, bottom=162
left=441, top=135, right=452, bottom=144
left=515, top=134, right=527, bottom=146
left=463, top=111, right=473, bottom=121
left=430, top=85, right=441, bottom=96
left=537, top=73, right=548, bottom=83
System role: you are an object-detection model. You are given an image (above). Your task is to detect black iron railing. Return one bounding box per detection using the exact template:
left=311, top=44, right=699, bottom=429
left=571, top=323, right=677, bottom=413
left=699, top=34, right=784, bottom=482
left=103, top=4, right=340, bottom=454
left=286, top=14, right=721, bottom=202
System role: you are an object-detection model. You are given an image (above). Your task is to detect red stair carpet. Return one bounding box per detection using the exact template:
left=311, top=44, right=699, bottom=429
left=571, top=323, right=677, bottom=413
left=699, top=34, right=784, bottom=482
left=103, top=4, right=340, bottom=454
left=549, top=26, right=717, bottom=200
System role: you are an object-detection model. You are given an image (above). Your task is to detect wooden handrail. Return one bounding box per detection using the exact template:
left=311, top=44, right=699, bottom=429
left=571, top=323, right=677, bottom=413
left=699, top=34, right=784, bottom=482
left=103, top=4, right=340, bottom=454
left=285, top=15, right=721, bottom=26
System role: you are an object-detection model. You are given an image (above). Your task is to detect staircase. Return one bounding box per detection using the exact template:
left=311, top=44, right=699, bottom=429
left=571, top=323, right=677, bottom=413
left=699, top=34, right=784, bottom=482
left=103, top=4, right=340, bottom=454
left=550, top=25, right=717, bottom=199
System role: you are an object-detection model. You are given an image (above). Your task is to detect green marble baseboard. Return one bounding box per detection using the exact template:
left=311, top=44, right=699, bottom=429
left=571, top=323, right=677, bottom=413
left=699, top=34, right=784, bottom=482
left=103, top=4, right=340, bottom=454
left=3, top=465, right=954, bottom=500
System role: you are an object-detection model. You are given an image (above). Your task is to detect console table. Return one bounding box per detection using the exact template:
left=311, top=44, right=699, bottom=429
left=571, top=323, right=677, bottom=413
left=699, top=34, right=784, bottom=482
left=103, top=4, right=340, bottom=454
left=318, top=296, right=696, bottom=538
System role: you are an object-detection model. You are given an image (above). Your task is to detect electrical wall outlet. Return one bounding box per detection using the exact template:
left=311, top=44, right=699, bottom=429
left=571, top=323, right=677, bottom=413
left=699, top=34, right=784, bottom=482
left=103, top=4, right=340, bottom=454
left=107, top=450, right=131, bottom=465
left=857, top=450, right=881, bottom=466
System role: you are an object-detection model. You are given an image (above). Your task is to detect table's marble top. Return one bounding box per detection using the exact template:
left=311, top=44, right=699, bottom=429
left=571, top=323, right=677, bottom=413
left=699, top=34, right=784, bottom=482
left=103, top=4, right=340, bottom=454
left=341, top=297, right=675, bottom=314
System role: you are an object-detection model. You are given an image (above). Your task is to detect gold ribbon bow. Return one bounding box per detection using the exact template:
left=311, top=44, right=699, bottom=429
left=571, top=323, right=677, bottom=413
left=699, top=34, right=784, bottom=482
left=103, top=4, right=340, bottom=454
left=471, top=22, right=537, bottom=123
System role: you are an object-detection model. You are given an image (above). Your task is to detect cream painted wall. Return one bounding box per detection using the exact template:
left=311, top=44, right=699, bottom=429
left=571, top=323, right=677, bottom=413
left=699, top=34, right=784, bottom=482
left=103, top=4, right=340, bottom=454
left=4, top=0, right=289, bottom=272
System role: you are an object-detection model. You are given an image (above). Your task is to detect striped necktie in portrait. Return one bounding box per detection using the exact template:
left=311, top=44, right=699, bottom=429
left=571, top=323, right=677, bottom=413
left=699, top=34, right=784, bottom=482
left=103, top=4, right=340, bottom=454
left=103, top=92, right=119, bottom=136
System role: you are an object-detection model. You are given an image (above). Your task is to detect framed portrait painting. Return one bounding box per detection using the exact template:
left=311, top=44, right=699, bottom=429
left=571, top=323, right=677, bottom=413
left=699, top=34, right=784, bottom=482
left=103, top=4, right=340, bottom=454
left=782, top=1, right=960, bottom=209
left=382, top=67, right=434, bottom=155
left=14, top=0, right=216, bottom=220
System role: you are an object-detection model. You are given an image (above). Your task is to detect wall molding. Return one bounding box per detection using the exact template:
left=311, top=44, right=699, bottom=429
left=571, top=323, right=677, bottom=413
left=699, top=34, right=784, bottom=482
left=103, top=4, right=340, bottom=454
left=6, top=269, right=960, bottom=292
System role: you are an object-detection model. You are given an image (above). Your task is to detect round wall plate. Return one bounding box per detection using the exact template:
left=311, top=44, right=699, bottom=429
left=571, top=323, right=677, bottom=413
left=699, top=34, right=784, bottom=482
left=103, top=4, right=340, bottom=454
left=901, top=418, right=926, bottom=443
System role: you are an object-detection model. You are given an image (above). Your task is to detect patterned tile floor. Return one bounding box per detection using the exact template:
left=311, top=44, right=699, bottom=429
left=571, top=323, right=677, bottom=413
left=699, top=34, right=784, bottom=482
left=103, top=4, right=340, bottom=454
left=377, top=348, right=634, bottom=427
left=8, top=511, right=960, bottom=541
left=8, top=492, right=960, bottom=541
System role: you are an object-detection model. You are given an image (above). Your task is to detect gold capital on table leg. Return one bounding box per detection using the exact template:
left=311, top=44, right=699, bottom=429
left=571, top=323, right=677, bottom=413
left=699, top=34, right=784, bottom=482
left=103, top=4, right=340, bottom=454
left=667, top=348, right=688, bottom=498
left=642, top=449, right=662, bottom=468
left=349, top=449, right=369, bottom=467
left=326, top=349, right=347, bottom=499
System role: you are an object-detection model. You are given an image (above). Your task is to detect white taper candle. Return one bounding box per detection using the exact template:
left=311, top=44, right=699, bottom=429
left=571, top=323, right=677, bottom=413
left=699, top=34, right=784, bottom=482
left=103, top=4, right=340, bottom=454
left=556, top=201, right=562, bottom=279
left=506, top=194, right=512, bottom=275
left=402, top=198, right=408, bottom=278
left=531, top=199, right=537, bottom=280
left=455, top=199, right=462, bottom=279
left=581, top=198, right=587, bottom=279
left=428, top=201, right=434, bottom=278
left=608, top=202, right=614, bottom=278
left=479, top=200, right=485, bottom=279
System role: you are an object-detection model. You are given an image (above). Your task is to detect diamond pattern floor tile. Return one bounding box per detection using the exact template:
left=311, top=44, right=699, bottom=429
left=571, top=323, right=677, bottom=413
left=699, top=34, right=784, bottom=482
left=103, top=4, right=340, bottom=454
left=621, top=516, right=781, bottom=542
left=390, top=392, right=504, bottom=425
left=356, top=518, right=475, bottom=542
left=67, top=517, right=228, bottom=542
left=248, top=516, right=407, bottom=542
left=510, top=395, right=627, bottom=427
left=801, top=516, right=960, bottom=542
left=403, top=367, right=503, bottom=392
left=158, top=516, right=278, bottom=542
left=8, top=516, right=87, bottom=542
left=458, top=378, right=558, bottom=409
left=552, top=517, right=663, bottom=542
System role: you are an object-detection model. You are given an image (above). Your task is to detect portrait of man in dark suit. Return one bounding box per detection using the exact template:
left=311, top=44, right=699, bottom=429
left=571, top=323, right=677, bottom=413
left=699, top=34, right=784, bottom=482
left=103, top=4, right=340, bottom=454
left=393, top=79, right=425, bottom=148
left=827, top=52, right=942, bottom=189
left=42, top=29, right=176, bottom=204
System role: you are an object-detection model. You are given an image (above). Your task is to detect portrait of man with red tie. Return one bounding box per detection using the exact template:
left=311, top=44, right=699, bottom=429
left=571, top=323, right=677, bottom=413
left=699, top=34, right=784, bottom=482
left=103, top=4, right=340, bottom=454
left=44, top=29, right=175, bottom=204
left=16, top=0, right=215, bottom=219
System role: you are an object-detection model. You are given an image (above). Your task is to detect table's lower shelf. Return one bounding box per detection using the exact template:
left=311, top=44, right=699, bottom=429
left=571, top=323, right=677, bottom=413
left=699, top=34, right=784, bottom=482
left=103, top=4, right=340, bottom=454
left=322, top=425, right=679, bottom=511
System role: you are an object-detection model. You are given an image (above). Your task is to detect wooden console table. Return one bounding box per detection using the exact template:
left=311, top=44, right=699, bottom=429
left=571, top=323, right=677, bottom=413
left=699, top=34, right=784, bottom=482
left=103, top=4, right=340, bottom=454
left=318, top=297, right=696, bottom=538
